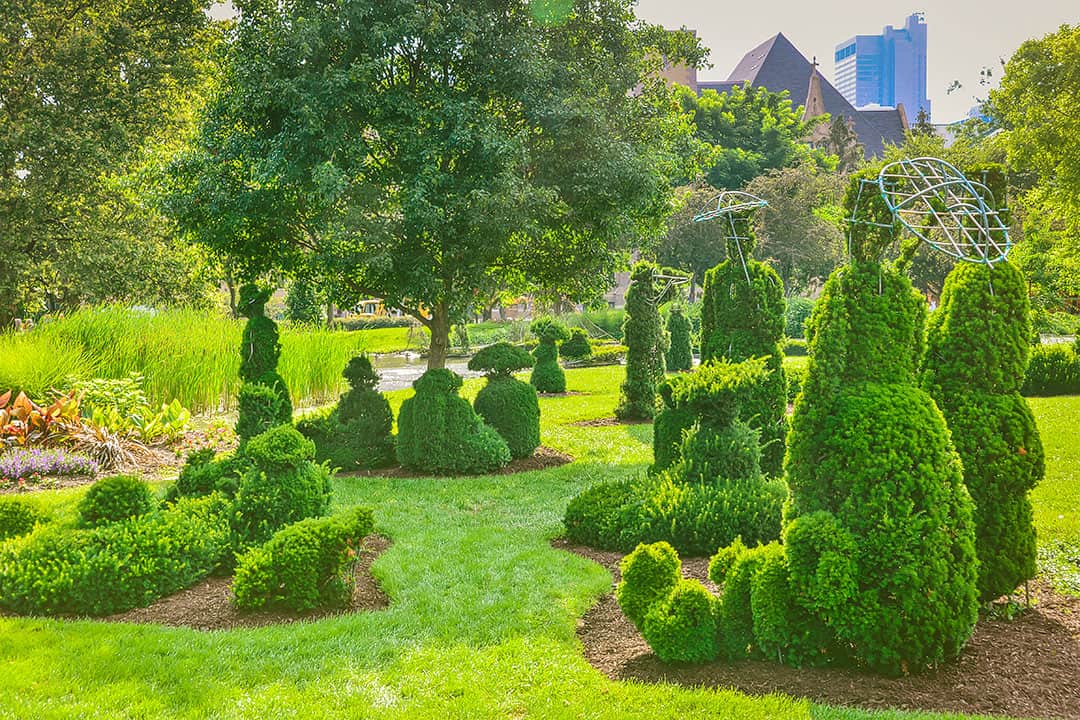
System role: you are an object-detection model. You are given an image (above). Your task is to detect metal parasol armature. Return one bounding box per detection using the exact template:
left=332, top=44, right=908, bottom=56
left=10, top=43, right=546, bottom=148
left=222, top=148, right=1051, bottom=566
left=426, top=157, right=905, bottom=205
left=692, top=191, right=769, bottom=284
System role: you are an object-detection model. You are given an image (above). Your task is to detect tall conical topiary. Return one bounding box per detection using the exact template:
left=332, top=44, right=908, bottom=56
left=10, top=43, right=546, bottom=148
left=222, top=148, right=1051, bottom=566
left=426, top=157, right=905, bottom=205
left=699, top=218, right=786, bottom=476
left=922, top=259, right=1044, bottom=602
left=236, top=283, right=292, bottom=442
left=616, top=262, right=668, bottom=420
left=665, top=304, right=693, bottom=372
left=529, top=317, right=570, bottom=394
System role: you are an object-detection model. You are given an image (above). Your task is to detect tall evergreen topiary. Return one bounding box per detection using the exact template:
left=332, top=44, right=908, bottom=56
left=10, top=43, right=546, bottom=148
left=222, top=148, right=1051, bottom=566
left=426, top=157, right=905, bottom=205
left=396, top=368, right=511, bottom=474
left=236, top=283, right=292, bottom=442
left=469, top=342, right=540, bottom=459
left=922, top=259, right=1044, bottom=602
left=529, top=318, right=570, bottom=394
left=665, top=304, right=693, bottom=372
left=699, top=219, right=786, bottom=476
left=616, top=262, right=668, bottom=420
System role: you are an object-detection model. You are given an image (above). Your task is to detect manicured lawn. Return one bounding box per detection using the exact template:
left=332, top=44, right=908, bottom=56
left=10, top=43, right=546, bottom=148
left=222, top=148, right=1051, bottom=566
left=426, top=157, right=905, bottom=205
left=1, top=366, right=1073, bottom=719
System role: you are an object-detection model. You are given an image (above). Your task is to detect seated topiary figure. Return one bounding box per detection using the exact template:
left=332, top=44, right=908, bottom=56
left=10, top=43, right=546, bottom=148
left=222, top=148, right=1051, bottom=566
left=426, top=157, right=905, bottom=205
left=396, top=368, right=511, bottom=474
left=530, top=317, right=570, bottom=393
left=468, top=342, right=540, bottom=459
left=922, top=258, right=1044, bottom=602
left=559, top=328, right=592, bottom=360
left=236, top=283, right=293, bottom=442
left=665, top=304, right=693, bottom=372
left=298, top=355, right=395, bottom=470
left=616, top=262, right=668, bottom=420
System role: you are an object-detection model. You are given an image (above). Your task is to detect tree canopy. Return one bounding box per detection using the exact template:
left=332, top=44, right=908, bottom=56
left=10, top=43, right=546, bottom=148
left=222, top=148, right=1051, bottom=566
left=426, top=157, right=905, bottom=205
left=165, top=0, right=707, bottom=367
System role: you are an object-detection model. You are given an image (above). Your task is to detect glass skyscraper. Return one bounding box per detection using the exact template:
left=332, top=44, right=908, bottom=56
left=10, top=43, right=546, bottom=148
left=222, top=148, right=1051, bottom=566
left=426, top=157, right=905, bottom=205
left=834, top=13, right=929, bottom=124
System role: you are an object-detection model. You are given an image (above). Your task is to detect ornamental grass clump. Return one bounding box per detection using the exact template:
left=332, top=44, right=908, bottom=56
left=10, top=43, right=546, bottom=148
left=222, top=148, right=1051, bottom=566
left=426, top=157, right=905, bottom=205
left=396, top=368, right=511, bottom=474
left=615, top=262, right=668, bottom=420
left=529, top=318, right=570, bottom=393
left=236, top=284, right=293, bottom=442
left=922, top=258, right=1044, bottom=602
left=468, top=343, right=539, bottom=459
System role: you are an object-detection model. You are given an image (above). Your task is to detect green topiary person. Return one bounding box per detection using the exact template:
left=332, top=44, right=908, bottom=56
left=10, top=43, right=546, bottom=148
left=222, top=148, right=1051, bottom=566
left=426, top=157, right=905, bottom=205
left=559, top=327, right=592, bottom=361
left=699, top=216, right=786, bottom=476
left=236, top=283, right=292, bottom=441
left=396, top=368, right=511, bottom=474
left=529, top=317, right=570, bottom=393
left=665, top=304, right=693, bottom=372
left=616, top=262, right=668, bottom=420
left=922, top=259, right=1044, bottom=602
left=469, top=342, right=540, bottom=459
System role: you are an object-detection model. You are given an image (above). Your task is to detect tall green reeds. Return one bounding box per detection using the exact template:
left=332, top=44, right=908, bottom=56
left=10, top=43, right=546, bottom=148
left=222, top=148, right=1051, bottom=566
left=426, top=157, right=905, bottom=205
left=0, top=307, right=412, bottom=413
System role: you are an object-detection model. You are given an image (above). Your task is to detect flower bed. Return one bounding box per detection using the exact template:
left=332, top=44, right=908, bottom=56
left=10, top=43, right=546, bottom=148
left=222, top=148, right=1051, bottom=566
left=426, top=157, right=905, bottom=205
left=0, top=448, right=98, bottom=489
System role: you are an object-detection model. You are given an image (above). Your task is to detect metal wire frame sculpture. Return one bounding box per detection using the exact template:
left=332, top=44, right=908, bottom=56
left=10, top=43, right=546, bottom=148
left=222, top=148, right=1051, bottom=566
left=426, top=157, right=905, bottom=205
left=877, top=157, right=1012, bottom=265
left=692, top=191, right=769, bottom=284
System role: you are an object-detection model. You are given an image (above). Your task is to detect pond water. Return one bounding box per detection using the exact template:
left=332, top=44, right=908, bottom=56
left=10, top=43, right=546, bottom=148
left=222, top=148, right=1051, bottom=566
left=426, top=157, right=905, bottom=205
left=369, top=353, right=481, bottom=392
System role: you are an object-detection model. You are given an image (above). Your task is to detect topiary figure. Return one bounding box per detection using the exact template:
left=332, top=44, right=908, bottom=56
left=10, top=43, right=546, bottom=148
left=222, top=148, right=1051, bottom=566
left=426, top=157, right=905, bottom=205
left=396, top=368, right=511, bottom=474
left=236, top=283, right=292, bottom=441
left=665, top=304, right=693, bottom=372
left=616, top=262, right=668, bottom=420
left=615, top=540, right=681, bottom=629
left=297, top=355, right=395, bottom=470
left=780, top=170, right=978, bottom=674
left=529, top=317, right=571, bottom=393
left=922, top=259, right=1044, bottom=602
left=78, top=475, right=156, bottom=528
left=641, top=579, right=719, bottom=663
left=469, top=342, right=540, bottom=459
left=700, top=215, right=786, bottom=476
left=559, top=327, right=593, bottom=360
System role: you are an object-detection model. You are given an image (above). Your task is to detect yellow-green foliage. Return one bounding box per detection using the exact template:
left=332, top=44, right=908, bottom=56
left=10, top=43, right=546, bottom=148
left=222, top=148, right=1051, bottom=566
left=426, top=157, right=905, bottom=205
left=615, top=541, right=680, bottom=629
left=641, top=579, right=719, bottom=663
left=616, top=262, right=668, bottom=421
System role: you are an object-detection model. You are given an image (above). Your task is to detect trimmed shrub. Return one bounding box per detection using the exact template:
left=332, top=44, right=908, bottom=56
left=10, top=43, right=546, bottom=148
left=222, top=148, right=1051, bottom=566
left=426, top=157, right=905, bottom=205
left=530, top=318, right=570, bottom=393
left=615, top=541, right=681, bottom=629
left=166, top=449, right=249, bottom=502
left=232, top=425, right=332, bottom=548
left=641, top=579, right=719, bottom=663
left=236, top=381, right=290, bottom=443
left=236, top=283, right=293, bottom=438
left=784, top=297, right=815, bottom=339
left=564, top=479, right=636, bottom=548
left=78, top=475, right=156, bottom=528
left=616, top=262, right=668, bottom=420
left=782, top=338, right=807, bottom=356
left=1022, top=343, right=1080, bottom=396
left=396, top=369, right=511, bottom=474
left=749, top=543, right=827, bottom=666
left=0, top=498, right=45, bottom=541
left=297, top=355, right=395, bottom=470
left=665, top=305, right=693, bottom=372
left=716, top=542, right=770, bottom=660
left=785, top=363, right=807, bottom=404
left=700, top=225, right=787, bottom=476
left=923, top=260, right=1045, bottom=602
left=0, top=494, right=232, bottom=616
left=559, top=328, right=592, bottom=360
left=651, top=396, right=693, bottom=473
left=469, top=343, right=540, bottom=459
left=233, top=506, right=375, bottom=612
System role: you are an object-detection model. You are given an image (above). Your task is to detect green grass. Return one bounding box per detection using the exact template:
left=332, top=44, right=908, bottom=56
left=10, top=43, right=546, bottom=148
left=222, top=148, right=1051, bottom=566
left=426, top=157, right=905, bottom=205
left=0, top=366, right=1072, bottom=719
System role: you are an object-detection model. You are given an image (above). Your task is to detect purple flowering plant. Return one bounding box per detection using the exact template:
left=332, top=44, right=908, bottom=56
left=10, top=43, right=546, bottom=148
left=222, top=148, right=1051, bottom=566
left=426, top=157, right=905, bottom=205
left=0, top=448, right=98, bottom=484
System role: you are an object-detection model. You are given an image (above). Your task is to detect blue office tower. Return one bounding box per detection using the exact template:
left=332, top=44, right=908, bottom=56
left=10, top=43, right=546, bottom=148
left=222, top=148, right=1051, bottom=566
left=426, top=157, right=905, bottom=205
left=834, top=13, right=929, bottom=124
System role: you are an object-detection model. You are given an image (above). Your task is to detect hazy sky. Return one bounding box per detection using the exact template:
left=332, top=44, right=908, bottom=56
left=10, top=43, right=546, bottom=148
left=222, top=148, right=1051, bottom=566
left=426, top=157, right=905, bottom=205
left=633, top=0, right=1077, bottom=123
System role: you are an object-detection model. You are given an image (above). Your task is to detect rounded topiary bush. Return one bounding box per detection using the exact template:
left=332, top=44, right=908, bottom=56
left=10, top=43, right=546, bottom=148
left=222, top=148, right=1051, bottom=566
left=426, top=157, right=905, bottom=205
left=469, top=343, right=540, bottom=459
left=615, top=541, right=681, bottom=629
left=78, top=475, right=156, bottom=527
left=396, top=368, right=511, bottom=474
left=559, top=328, right=592, bottom=360
left=233, top=424, right=332, bottom=548
left=0, top=498, right=45, bottom=540
left=236, top=283, right=293, bottom=439
left=641, top=579, right=719, bottom=663
left=616, top=262, right=668, bottom=420
left=665, top=304, right=693, bottom=372
left=923, top=260, right=1044, bottom=602
left=529, top=318, right=570, bottom=394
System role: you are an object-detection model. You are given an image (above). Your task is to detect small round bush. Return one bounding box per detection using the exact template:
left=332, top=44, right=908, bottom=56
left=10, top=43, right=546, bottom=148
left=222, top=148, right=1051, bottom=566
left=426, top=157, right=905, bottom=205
left=665, top=305, right=693, bottom=372
left=396, top=368, right=511, bottom=474
left=473, top=376, right=540, bottom=459
left=615, top=541, right=681, bottom=629
left=560, top=328, right=593, bottom=360
left=341, top=354, right=380, bottom=393
left=641, top=579, right=719, bottom=663
left=468, top=342, right=535, bottom=377
left=0, top=498, right=45, bottom=540
left=78, top=475, right=156, bottom=527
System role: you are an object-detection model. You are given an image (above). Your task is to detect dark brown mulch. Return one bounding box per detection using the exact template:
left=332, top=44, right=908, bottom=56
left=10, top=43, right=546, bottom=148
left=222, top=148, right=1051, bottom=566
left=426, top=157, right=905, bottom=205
left=555, top=539, right=1080, bottom=720
left=104, top=534, right=391, bottom=631
left=569, top=417, right=653, bottom=428
left=341, top=446, right=573, bottom=479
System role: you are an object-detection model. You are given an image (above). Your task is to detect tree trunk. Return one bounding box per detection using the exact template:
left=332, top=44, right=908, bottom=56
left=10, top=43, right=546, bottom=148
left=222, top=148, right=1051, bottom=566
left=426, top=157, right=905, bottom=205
left=325, top=302, right=335, bottom=327
left=427, top=302, right=450, bottom=370
left=225, top=273, right=238, bottom=319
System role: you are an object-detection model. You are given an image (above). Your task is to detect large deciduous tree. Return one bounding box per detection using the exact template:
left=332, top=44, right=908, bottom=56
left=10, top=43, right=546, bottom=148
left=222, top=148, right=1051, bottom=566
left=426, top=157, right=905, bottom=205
left=165, top=0, right=705, bottom=368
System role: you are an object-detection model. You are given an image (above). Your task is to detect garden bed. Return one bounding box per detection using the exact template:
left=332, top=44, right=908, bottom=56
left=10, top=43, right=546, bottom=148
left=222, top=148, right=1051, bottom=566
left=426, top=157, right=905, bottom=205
left=102, top=534, right=390, bottom=631
left=341, top=446, right=573, bottom=479
left=557, top=539, right=1080, bottom=720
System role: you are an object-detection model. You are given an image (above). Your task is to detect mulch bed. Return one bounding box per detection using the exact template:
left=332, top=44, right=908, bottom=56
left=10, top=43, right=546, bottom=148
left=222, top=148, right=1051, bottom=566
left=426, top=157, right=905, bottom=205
left=103, top=534, right=391, bottom=631
left=569, top=417, right=653, bottom=427
left=555, top=538, right=1080, bottom=720
left=341, top=446, right=573, bottom=479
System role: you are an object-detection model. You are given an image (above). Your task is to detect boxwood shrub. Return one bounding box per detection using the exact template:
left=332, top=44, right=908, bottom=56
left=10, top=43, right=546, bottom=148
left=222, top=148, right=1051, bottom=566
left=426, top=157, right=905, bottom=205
left=615, top=540, right=681, bottom=629
left=1022, top=343, right=1080, bottom=396
left=78, top=475, right=156, bottom=528
left=641, top=578, right=719, bottom=663
left=236, top=283, right=293, bottom=440
left=469, top=343, right=540, bottom=459
left=0, top=498, right=46, bottom=541
left=233, top=506, right=375, bottom=612
left=529, top=318, right=570, bottom=393
left=559, top=328, right=592, bottom=360
left=665, top=305, right=693, bottom=372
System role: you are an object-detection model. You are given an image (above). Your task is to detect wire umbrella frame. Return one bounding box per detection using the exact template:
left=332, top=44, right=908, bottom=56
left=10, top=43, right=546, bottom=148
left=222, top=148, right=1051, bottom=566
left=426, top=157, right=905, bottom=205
left=692, top=191, right=770, bottom=285
left=877, top=157, right=1012, bottom=265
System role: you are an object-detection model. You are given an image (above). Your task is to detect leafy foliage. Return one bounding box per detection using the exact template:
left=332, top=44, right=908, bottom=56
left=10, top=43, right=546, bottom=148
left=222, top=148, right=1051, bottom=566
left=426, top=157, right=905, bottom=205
left=641, top=579, right=719, bottom=663
left=559, top=329, right=593, bottom=360
left=78, top=476, right=156, bottom=528
left=474, top=376, right=541, bottom=460
left=665, top=306, right=693, bottom=372
left=0, top=498, right=46, bottom=541
left=615, top=541, right=681, bottom=629
left=783, top=297, right=815, bottom=339
left=233, top=506, right=375, bottom=612
left=530, top=319, right=570, bottom=394
left=0, top=390, right=81, bottom=448
left=616, top=262, right=668, bottom=420
left=1023, top=344, right=1080, bottom=396
left=468, top=343, right=535, bottom=377
left=396, top=369, right=511, bottom=474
